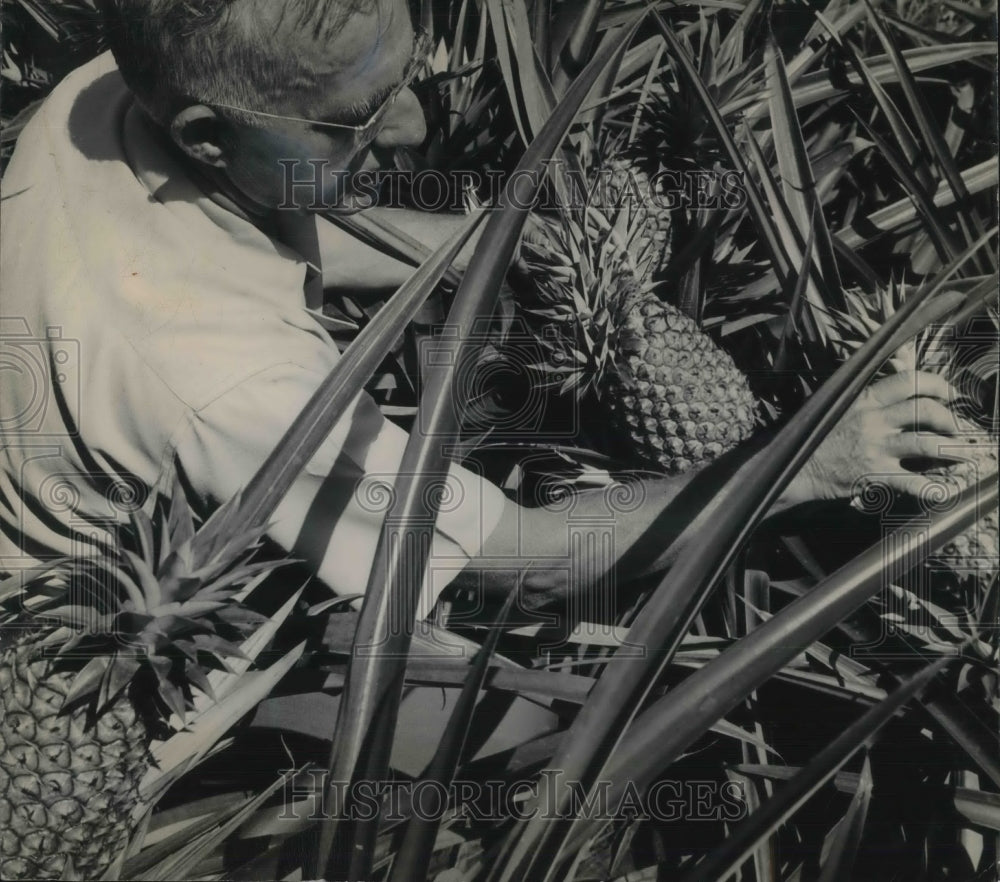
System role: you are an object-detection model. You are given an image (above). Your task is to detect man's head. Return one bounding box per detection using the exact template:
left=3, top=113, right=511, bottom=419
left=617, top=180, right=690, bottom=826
left=100, top=0, right=427, bottom=210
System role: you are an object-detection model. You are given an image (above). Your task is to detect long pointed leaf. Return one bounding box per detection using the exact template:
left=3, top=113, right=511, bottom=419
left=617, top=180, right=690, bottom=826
left=136, top=769, right=297, bottom=881
left=853, top=114, right=962, bottom=264
left=729, top=42, right=999, bottom=118
left=734, top=763, right=1000, bottom=831
left=532, top=0, right=551, bottom=66
left=825, top=16, right=936, bottom=192
left=863, top=0, right=991, bottom=274
left=0, top=558, right=70, bottom=606
left=388, top=581, right=521, bottom=882
left=920, top=689, right=1000, bottom=789
left=743, top=125, right=823, bottom=345
left=601, top=476, right=996, bottom=811
left=774, top=216, right=819, bottom=373
left=816, top=754, right=874, bottom=882
left=837, top=158, right=997, bottom=249
left=201, top=584, right=305, bottom=708
left=486, top=0, right=553, bottom=144
left=551, top=0, right=606, bottom=96
left=764, top=31, right=842, bottom=296
left=678, top=658, right=953, bottom=882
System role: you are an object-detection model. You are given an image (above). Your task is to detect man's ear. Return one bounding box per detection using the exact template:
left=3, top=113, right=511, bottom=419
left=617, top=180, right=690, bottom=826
left=170, top=105, right=227, bottom=167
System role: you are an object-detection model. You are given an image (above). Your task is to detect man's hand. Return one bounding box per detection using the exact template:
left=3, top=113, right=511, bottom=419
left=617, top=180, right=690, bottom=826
left=799, top=370, right=965, bottom=502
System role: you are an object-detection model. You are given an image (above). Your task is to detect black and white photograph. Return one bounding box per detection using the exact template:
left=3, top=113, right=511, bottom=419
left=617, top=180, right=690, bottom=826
left=1, top=0, right=998, bottom=879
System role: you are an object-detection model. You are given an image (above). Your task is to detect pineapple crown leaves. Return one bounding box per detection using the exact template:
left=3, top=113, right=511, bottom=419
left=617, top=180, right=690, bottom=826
left=519, top=193, right=648, bottom=399
left=626, top=23, right=753, bottom=176
left=827, top=279, right=998, bottom=407
left=587, top=136, right=662, bottom=213
left=4, top=477, right=289, bottom=722
left=826, top=278, right=929, bottom=375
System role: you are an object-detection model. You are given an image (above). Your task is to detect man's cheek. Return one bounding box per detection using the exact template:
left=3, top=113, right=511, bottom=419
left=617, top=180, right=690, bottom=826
left=234, top=129, right=308, bottom=197
left=252, top=131, right=332, bottom=207
left=241, top=127, right=297, bottom=168
left=233, top=127, right=364, bottom=210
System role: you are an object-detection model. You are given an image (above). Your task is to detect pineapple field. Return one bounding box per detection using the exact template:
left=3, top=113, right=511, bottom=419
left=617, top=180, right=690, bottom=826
left=1, top=0, right=999, bottom=880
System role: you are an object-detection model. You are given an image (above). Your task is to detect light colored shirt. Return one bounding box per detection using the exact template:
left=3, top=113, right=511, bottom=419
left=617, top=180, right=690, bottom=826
left=0, top=53, right=506, bottom=613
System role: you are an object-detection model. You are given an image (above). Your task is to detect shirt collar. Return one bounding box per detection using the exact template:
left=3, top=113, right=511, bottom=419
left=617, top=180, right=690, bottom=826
left=124, top=103, right=299, bottom=258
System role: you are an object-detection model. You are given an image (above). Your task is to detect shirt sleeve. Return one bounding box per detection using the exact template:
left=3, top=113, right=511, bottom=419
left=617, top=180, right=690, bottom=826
left=170, top=359, right=507, bottom=616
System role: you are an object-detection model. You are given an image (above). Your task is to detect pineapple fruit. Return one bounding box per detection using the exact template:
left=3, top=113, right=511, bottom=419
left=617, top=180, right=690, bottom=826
left=830, top=284, right=998, bottom=598
left=0, top=485, right=283, bottom=880
left=519, top=158, right=757, bottom=474
left=926, top=444, right=999, bottom=595
left=0, top=640, right=150, bottom=880
left=604, top=290, right=759, bottom=474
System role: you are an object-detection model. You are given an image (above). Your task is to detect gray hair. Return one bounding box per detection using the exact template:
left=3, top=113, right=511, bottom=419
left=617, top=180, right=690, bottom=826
left=98, top=0, right=378, bottom=125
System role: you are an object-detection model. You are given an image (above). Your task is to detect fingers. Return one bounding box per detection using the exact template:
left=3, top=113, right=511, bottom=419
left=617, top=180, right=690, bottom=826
left=868, top=370, right=956, bottom=406
left=882, top=398, right=959, bottom=435
left=873, top=473, right=943, bottom=500
left=884, top=432, right=969, bottom=461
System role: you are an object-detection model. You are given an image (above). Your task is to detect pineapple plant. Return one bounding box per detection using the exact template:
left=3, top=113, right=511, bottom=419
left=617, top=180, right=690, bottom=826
left=518, top=162, right=758, bottom=475
left=0, top=483, right=285, bottom=880
left=830, top=283, right=999, bottom=599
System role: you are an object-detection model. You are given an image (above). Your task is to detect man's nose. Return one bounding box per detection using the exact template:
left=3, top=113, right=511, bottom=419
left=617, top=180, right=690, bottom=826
left=373, top=88, right=427, bottom=148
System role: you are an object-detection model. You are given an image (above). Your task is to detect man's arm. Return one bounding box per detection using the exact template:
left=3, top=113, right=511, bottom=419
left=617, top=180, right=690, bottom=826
left=317, top=208, right=480, bottom=290
left=453, top=441, right=806, bottom=610
left=453, top=371, right=965, bottom=610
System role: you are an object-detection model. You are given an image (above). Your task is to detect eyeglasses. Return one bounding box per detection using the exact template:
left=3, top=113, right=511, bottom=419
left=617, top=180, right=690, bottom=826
left=208, top=29, right=431, bottom=156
